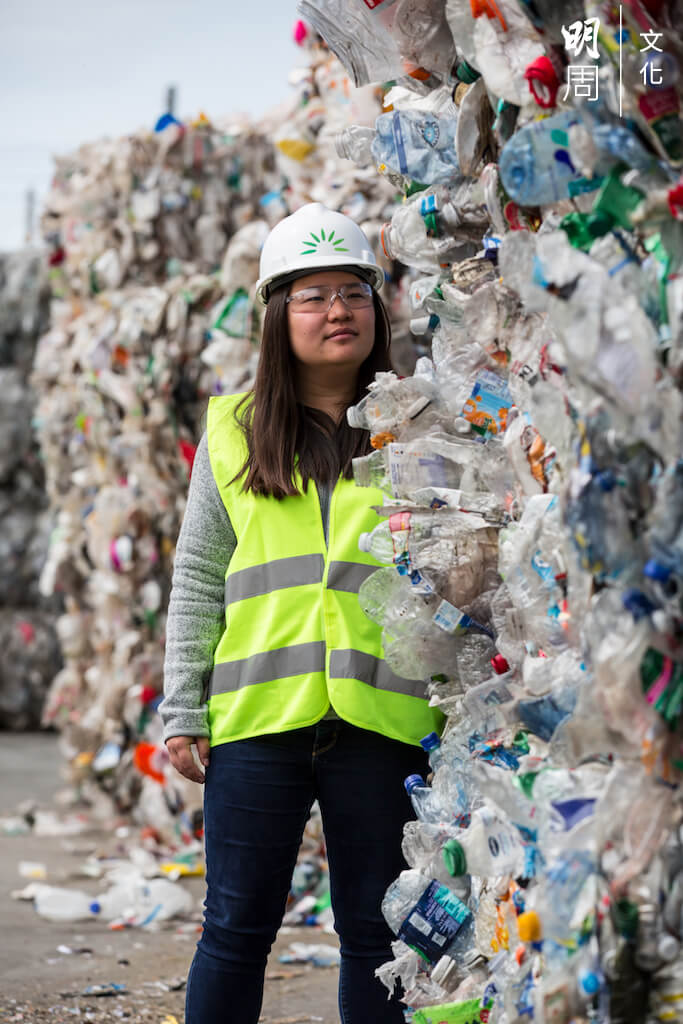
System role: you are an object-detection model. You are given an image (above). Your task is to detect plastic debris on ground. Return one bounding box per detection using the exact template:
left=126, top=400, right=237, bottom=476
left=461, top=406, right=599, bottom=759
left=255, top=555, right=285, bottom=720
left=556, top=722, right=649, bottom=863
left=296, top=0, right=683, bottom=1020
left=278, top=942, right=342, bottom=968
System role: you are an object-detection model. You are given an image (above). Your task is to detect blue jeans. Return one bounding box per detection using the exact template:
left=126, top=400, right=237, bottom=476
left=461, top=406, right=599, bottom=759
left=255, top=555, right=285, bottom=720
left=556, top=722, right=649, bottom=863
left=185, top=719, right=428, bottom=1023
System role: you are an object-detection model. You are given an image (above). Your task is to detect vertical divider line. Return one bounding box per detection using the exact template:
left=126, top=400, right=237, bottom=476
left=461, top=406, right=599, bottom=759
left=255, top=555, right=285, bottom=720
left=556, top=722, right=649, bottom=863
left=619, top=5, right=623, bottom=117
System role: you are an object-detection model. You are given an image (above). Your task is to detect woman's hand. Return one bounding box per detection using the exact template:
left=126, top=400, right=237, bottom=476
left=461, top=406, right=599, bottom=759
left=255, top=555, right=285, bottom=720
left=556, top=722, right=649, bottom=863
left=166, top=735, right=210, bottom=783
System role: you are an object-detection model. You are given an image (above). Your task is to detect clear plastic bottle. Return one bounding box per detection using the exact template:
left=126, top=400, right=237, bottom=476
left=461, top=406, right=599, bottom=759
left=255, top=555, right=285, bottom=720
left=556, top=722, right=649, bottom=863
left=420, top=731, right=445, bottom=773
left=444, top=0, right=480, bottom=71
left=91, top=876, right=193, bottom=925
left=358, top=512, right=458, bottom=565
left=380, top=189, right=478, bottom=273
left=334, top=125, right=375, bottom=168
left=346, top=367, right=441, bottom=437
left=298, top=0, right=453, bottom=88
left=378, top=110, right=461, bottom=185
left=405, top=773, right=452, bottom=825
left=466, top=0, right=546, bottom=107
left=499, top=110, right=595, bottom=207
left=33, top=884, right=98, bottom=922
left=353, top=435, right=477, bottom=498
left=382, top=868, right=475, bottom=965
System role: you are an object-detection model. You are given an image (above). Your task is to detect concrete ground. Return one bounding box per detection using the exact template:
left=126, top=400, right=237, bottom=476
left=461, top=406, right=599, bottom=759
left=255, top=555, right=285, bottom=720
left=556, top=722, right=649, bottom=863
left=0, top=732, right=340, bottom=1023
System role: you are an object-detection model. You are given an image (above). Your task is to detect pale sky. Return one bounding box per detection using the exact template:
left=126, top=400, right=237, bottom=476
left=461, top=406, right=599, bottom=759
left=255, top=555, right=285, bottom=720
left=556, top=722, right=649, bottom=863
left=1, top=0, right=302, bottom=251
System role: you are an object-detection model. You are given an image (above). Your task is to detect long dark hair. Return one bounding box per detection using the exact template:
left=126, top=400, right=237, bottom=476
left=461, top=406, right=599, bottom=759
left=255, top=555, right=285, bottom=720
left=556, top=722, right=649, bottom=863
left=230, top=282, right=392, bottom=498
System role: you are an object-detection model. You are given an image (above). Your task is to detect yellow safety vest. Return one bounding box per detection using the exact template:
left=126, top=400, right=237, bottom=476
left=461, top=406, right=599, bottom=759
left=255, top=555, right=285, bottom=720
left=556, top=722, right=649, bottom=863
left=206, top=392, right=444, bottom=747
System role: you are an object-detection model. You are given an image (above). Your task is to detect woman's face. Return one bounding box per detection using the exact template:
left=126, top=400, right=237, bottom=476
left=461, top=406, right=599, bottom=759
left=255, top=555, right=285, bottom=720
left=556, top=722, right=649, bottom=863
left=286, top=270, right=376, bottom=375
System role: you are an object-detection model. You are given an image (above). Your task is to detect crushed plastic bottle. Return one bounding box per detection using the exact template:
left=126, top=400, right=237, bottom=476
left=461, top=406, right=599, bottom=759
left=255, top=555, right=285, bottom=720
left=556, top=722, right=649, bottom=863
left=382, top=868, right=475, bottom=965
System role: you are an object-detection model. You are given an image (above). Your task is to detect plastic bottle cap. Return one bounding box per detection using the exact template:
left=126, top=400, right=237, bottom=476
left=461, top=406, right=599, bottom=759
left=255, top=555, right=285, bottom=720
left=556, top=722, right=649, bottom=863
left=419, top=731, right=441, bottom=752
left=89, top=900, right=102, bottom=914
left=644, top=559, right=672, bottom=583
left=491, top=654, right=510, bottom=674
left=404, top=774, right=425, bottom=794
left=358, top=532, right=371, bottom=553
left=658, top=933, right=680, bottom=961
left=442, top=838, right=467, bottom=876
left=622, top=588, right=658, bottom=620
left=516, top=910, right=542, bottom=943
left=614, top=899, right=639, bottom=939
left=410, top=314, right=433, bottom=336
left=455, top=60, right=481, bottom=84
left=523, top=56, right=560, bottom=109
left=587, top=210, right=615, bottom=238
left=579, top=969, right=601, bottom=995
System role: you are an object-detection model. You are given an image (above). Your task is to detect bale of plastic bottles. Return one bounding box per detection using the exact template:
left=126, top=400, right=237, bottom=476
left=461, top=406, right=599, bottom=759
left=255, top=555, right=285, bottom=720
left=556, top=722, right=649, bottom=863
left=298, top=0, right=683, bottom=1019
left=0, top=249, right=62, bottom=729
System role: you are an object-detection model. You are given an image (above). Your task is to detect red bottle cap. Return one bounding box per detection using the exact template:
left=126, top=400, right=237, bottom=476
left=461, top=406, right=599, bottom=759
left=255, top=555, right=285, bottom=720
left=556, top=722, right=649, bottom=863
left=524, top=56, right=560, bottom=109
left=668, top=182, right=683, bottom=221
left=491, top=654, right=510, bottom=674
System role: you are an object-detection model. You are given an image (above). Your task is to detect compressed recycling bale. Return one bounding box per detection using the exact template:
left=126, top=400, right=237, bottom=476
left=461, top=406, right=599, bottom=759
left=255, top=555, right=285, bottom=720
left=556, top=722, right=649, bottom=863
left=0, top=610, right=63, bottom=730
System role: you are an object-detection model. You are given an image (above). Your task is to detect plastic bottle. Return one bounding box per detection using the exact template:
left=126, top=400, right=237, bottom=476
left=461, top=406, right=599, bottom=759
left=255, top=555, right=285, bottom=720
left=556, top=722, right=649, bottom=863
left=499, top=110, right=598, bottom=207
left=382, top=868, right=475, bottom=965
left=298, top=0, right=451, bottom=88
left=358, top=512, right=458, bottom=565
left=334, top=125, right=375, bottom=168
left=352, top=434, right=479, bottom=498
left=420, top=730, right=445, bottom=772
left=442, top=806, right=526, bottom=879
left=33, top=884, right=98, bottom=922
left=375, top=110, right=461, bottom=185
left=91, top=876, right=193, bottom=925
left=469, top=0, right=546, bottom=107
left=405, top=773, right=452, bottom=824
left=346, top=367, right=442, bottom=437
left=380, top=190, right=479, bottom=273
left=444, top=0, right=480, bottom=71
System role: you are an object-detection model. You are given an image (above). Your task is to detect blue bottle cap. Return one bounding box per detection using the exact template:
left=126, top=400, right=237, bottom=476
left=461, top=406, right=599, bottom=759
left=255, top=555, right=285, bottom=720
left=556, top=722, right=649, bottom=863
left=404, top=774, right=425, bottom=794
left=622, top=588, right=658, bottom=620
left=644, top=559, right=672, bottom=583
left=89, top=900, right=101, bottom=914
left=579, top=969, right=601, bottom=995
left=419, top=732, right=441, bottom=752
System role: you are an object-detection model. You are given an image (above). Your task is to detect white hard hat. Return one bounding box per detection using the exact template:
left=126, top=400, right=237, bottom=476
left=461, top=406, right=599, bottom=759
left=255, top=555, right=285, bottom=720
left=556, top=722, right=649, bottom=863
left=255, top=202, right=384, bottom=304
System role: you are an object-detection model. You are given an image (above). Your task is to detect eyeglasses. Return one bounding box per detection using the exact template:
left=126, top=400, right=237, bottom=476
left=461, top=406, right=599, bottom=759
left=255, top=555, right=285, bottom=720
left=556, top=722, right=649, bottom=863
left=286, top=282, right=374, bottom=314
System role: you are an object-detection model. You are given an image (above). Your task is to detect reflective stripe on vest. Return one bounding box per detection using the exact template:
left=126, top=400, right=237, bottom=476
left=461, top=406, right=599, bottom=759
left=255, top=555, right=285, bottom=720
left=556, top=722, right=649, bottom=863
left=206, top=392, right=444, bottom=747
left=224, top=557, right=377, bottom=606
left=208, top=643, right=429, bottom=701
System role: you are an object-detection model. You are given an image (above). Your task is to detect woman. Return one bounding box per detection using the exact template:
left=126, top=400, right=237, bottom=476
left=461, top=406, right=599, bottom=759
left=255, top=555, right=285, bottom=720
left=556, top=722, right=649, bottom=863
left=161, top=203, right=443, bottom=1024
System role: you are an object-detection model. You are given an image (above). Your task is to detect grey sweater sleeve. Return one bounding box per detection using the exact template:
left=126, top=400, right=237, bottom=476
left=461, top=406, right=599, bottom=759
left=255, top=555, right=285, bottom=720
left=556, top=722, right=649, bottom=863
left=159, top=431, right=236, bottom=741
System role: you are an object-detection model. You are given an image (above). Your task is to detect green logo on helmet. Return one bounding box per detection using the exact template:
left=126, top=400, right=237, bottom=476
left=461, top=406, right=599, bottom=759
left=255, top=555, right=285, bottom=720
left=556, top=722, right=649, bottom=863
left=300, top=228, right=349, bottom=256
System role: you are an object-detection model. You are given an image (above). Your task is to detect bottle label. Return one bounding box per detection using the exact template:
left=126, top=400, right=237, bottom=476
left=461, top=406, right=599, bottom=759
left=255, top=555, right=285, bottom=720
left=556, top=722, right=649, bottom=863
left=398, top=880, right=472, bottom=963
left=462, top=371, right=512, bottom=437
left=387, top=443, right=449, bottom=491
left=392, top=111, right=409, bottom=176
left=433, top=599, right=466, bottom=633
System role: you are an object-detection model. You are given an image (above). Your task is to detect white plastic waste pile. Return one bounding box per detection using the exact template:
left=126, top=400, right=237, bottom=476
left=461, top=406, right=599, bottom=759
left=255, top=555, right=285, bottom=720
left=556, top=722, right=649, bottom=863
left=0, top=249, right=62, bottom=729
left=299, top=0, right=683, bottom=1020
